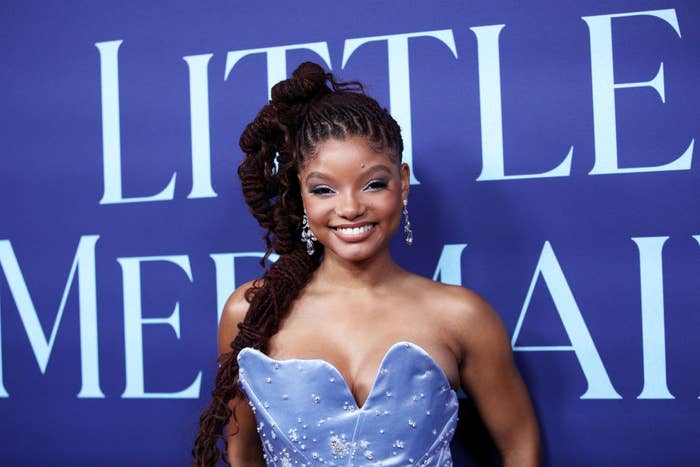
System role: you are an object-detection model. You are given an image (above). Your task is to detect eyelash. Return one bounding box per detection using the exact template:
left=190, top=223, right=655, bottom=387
left=310, top=185, right=334, bottom=195
left=308, top=179, right=389, bottom=195
left=365, top=179, right=388, bottom=190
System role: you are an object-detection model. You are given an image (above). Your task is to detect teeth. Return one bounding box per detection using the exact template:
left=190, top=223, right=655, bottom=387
left=336, top=224, right=373, bottom=235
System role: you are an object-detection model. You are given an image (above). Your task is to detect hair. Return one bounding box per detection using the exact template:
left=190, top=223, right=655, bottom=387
left=192, top=62, right=403, bottom=466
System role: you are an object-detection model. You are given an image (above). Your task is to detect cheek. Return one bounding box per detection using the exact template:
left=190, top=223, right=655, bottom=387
left=377, top=196, right=403, bottom=220
left=300, top=192, right=318, bottom=212
left=301, top=197, right=329, bottom=223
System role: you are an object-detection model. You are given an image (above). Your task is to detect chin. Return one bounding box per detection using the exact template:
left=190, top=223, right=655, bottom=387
left=323, top=239, right=386, bottom=263
left=340, top=250, right=380, bottom=263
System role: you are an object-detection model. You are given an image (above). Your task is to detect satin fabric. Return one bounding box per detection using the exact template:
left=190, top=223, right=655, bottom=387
left=237, top=341, right=459, bottom=466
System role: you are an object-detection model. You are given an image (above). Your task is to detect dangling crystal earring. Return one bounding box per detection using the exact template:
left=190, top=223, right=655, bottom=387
left=301, top=210, right=317, bottom=255
left=402, top=199, right=413, bottom=246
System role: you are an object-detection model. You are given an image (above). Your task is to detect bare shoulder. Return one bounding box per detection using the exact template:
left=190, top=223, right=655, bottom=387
left=408, top=275, right=508, bottom=360
left=218, top=279, right=259, bottom=356
left=409, top=274, right=495, bottom=319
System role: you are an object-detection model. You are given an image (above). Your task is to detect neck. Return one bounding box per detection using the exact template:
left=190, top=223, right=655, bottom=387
left=314, top=247, right=404, bottom=292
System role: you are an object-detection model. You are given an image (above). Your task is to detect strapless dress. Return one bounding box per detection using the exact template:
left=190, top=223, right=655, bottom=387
left=237, top=341, right=459, bottom=466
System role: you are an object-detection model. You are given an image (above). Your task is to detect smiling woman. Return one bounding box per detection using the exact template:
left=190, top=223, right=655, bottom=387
left=193, top=62, right=541, bottom=466
left=301, top=137, right=409, bottom=264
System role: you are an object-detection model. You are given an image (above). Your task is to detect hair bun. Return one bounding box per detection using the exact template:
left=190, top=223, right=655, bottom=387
left=270, top=61, right=330, bottom=106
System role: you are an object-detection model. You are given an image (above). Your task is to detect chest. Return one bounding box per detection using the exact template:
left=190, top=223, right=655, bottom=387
left=266, top=303, right=461, bottom=407
left=236, top=342, right=459, bottom=466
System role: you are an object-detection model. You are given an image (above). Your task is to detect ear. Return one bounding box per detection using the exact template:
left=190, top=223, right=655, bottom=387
left=399, top=162, right=410, bottom=201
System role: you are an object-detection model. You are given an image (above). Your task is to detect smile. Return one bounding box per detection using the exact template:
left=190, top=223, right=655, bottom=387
left=330, top=223, right=377, bottom=242
left=332, top=223, right=375, bottom=235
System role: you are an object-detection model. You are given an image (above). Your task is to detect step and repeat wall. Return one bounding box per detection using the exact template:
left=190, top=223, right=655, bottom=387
left=1, top=1, right=698, bottom=465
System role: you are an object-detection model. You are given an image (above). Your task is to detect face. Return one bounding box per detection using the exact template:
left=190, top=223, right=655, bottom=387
left=298, top=136, right=410, bottom=264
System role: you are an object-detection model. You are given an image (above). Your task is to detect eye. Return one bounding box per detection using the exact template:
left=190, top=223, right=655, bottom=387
left=364, top=179, right=389, bottom=191
left=309, top=185, right=335, bottom=196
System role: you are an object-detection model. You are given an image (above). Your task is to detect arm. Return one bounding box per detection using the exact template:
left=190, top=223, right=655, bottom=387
left=453, top=289, right=541, bottom=467
left=218, top=281, right=266, bottom=467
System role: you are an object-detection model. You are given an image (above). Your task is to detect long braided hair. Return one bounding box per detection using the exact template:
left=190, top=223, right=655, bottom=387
left=192, top=62, right=403, bottom=466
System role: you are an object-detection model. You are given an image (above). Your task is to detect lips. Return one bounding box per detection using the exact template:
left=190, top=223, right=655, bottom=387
left=331, top=223, right=376, bottom=242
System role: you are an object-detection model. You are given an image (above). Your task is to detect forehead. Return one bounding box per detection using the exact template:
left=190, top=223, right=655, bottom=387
left=300, top=136, right=397, bottom=175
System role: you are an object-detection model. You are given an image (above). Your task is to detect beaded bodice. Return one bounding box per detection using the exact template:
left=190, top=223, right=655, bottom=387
left=237, top=341, right=459, bottom=466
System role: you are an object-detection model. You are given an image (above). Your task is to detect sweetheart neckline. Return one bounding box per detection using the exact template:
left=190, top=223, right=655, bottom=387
left=238, top=340, right=457, bottom=411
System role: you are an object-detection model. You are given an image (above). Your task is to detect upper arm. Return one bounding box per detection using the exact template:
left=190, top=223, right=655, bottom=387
left=218, top=280, right=266, bottom=466
left=451, top=289, right=541, bottom=466
left=218, top=280, right=256, bottom=355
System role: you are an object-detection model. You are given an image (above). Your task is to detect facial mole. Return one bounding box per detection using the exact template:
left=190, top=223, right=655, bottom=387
left=361, top=164, right=366, bottom=168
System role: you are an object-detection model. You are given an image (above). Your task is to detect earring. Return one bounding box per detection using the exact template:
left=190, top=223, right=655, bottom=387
left=402, top=199, right=413, bottom=246
left=301, top=210, right=317, bottom=255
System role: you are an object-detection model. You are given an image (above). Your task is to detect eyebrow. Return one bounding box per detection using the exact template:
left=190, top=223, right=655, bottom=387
left=304, top=164, right=394, bottom=184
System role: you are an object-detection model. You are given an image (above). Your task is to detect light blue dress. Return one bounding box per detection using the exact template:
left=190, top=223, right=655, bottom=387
left=237, top=341, right=459, bottom=466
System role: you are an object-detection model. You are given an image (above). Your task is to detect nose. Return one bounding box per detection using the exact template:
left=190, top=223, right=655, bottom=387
left=336, top=191, right=365, bottom=220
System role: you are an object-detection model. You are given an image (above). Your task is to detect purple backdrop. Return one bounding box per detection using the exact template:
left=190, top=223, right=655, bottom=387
left=1, top=1, right=698, bottom=465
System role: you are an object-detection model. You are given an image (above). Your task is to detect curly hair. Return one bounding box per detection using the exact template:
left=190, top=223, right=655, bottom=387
left=192, top=61, right=403, bottom=466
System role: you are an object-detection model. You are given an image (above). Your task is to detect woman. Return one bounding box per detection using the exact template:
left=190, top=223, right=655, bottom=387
left=193, top=62, right=540, bottom=466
